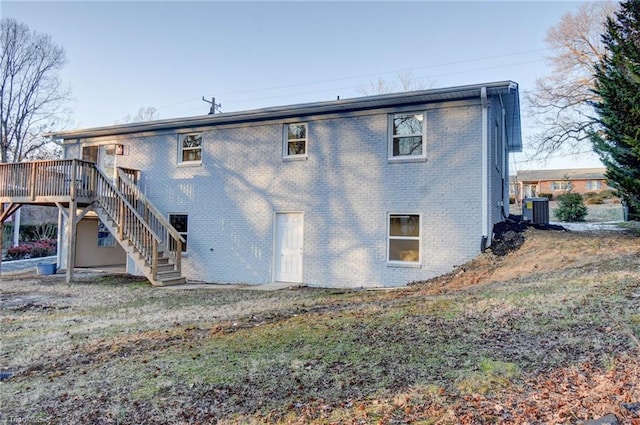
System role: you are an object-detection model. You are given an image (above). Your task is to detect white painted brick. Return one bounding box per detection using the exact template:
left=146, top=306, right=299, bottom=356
left=63, top=98, right=512, bottom=288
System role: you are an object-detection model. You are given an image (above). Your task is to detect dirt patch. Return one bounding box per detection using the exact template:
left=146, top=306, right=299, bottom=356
left=0, top=293, right=68, bottom=311
left=489, top=214, right=566, bottom=256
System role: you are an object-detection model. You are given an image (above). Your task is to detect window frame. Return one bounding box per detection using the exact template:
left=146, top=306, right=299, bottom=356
left=178, top=133, right=203, bottom=165
left=97, top=219, right=116, bottom=248
left=168, top=213, right=189, bottom=253
left=387, top=213, right=422, bottom=266
left=551, top=181, right=572, bottom=191
left=388, top=112, right=427, bottom=161
left=586, top=180, right=601, bottom=191
left=283, top=122, right=308, bottom=160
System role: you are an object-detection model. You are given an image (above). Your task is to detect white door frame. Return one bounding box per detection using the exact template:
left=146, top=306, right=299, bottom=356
left=272, top=211, right=304, bottom=283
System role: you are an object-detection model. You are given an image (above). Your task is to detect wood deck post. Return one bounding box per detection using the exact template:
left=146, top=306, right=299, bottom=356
left=0, top=203, right=22, bottom=278
left=176, top=239, right=182, bottom=271
left=152, top=239, right=158, bottom=282
left=66, top=200, right=77, bottom=284
left=70, top=159, right=77, bottom=201
left=118, top=199, right=125, bottom=241
left=29, top=163, right=37, bottom=201
left=0, top=203, right=4, bottom=279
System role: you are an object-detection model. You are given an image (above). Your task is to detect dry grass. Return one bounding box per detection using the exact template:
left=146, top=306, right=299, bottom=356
left=1, top=227, right=639, bottom=424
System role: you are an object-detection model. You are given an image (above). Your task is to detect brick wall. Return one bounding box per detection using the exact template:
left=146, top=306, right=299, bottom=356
left=66, top=98, right=503, bottom=288
left=538, top=179, right=611, bottom=198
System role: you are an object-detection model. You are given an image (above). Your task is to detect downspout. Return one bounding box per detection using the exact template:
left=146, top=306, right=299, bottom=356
left=481, top=87, right=489, bottom=251
left=500, top=95, right=508, bottom=218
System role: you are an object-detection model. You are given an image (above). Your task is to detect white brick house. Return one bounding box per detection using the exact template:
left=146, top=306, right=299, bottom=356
left=48, top=81, right=521, bottom=288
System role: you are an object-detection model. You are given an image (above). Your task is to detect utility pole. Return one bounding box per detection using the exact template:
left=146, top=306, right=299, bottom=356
left=202, top=97, right=222, bottom=114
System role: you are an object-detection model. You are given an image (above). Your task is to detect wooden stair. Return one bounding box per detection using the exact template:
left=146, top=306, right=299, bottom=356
left=0, top=159, right=186, bottom=286
left=93, top=167, right=186, bottom=286
left=94, top=205, right=186, bottom=286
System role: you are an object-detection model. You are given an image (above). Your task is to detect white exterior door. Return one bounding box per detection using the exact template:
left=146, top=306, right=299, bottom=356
left=274, top=212, right=304, bottom=283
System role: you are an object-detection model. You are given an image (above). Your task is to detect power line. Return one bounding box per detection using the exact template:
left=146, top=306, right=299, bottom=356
left=159, top=47, right=553, bottom=115
left=215, top=59, right=546, bottom=110
left=217, top=48, right=551, bottom=97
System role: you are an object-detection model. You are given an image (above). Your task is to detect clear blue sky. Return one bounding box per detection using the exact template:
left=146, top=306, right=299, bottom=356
left=3, top=1, right=605, bottom=170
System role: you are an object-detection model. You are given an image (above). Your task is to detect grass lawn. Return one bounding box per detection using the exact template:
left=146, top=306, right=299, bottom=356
left=1, top=227, right=639, bottom=424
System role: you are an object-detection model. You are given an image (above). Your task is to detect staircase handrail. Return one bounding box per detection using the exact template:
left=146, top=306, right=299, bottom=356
left=116, top=168, right=186, bottom=245
left=94, top=167, right=164, bottom=267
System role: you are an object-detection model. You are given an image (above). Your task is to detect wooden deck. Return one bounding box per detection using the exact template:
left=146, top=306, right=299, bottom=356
left=0, top=159, right=139, bottom=207
left=0, top=159, right=184, bottom=286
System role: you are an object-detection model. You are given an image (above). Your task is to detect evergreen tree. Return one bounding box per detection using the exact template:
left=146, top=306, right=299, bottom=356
left=591, top=0, right=640, bottom=215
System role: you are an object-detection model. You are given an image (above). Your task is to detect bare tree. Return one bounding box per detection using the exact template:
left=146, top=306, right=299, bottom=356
left=0, top=18, right=71, bottom=163
left=526, top=1, right=617, bottom=157
left=116, top=106, right=159, bottom=124
left=358, top=70, right=433, bottom=96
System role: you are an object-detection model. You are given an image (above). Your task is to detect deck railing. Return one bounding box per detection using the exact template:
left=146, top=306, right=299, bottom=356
left=0, top=159, right=96, bottom=201
left=95, top=167, right=162, bottom=270
left=115, top=168, right=184, bottom=274
left=1, top=159, right=184, bottom=282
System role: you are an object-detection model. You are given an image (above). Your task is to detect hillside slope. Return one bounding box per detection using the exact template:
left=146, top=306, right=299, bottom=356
left=1, top=227, right=639, bottom=424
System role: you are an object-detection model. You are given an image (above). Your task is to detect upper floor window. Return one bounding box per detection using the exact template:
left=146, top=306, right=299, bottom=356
left=586, top=180, right=602, bottom=191
left=551, top=181, right=572, bottom=191
left=284, top=123, right=307, bottom=159
left=179, top=133, right=202, bottom=164
left=389, top=112, right=426, bottom=160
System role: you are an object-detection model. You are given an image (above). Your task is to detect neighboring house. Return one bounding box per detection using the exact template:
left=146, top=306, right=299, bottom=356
left=511, top=168, right=610, bottom=201
left=0, top=81, right=521, bottom=288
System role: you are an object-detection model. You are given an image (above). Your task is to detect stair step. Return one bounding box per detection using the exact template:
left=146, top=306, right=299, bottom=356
left=156, top=270, right=181, bottom=280
left=154, top=276, right=187, bottom=287
left=94, top=186, right=186, bottom=288
left=156, top=264, right=175, bottom=273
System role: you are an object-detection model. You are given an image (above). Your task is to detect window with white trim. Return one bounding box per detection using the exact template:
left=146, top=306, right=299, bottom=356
left=586, top=180, right=601, bottom=191
left=551, top=181, right=572, bottom=191
left=178, top=133, right=202, bottom=164
left=388, top=214, right=420, bottom=263
left=389, top=112, right=426, bottom=159
left=284, top=123, right=307, bottom=158
left=169, top=213, right=188, bottom=252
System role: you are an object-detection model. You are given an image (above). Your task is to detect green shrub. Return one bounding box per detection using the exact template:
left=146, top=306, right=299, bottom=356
left=537, top=193, right=553, bottom=200
left=583, top=192, right=599, bottom=199
left=1, top=223, right=57, bottom=249
left=20, top=223, right=58, bottom=242
left=2, top=224, right=12, bottom=250
left=555, top=192, right=588, bottom=222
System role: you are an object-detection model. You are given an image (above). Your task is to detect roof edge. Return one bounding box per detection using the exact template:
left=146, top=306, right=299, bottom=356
left=46, top=80, right=519, bottom=140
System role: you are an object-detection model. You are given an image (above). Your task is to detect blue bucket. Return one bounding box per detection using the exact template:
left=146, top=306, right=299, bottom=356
left=36, top=263, right=57, bottom=275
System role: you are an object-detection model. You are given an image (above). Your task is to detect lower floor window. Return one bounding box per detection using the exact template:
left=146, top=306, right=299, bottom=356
left=169, top=213, right=188, bottom=252
left=97, top=220, right=115, bottom=247
left=388, top=214, right=420, bottom=263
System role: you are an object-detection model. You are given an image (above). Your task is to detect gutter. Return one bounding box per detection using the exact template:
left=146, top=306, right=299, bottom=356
left=44, top=81, right=519, bottom=140
left=481, top=87, right=489, bottom=251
